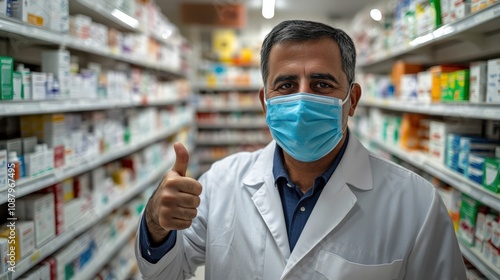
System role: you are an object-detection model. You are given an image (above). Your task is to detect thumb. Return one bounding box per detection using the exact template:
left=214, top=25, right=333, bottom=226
left=172, top=142, right=189, bottom=176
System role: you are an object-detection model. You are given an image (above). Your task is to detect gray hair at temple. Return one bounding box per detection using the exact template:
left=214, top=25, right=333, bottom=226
left=260, top=20, right=357, bottom=88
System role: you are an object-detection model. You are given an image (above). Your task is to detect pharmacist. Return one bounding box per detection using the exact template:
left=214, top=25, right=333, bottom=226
left=135, top=20, right=466, bottom=280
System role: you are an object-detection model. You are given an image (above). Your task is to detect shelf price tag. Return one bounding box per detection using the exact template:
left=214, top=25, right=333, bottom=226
left=30, top=250, right=41, bottom=263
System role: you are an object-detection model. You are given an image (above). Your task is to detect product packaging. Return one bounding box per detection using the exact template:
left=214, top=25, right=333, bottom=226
left=0, top=221, right=35, bottom=261
left=470, top=61, right=487, bottom=103
left=454, top=69, right=470, bottom=101
left=38, top=183, right=65, bottom=235
left=483, top=158, right=500, bottom=193
left=0, top=56, right=13, bottom=100
left=0, top=150, right=7, bottom=192
left=487, top=58, right=500, bottom=102
left=42, top=49, right=70, bottom=98
left=13, top=71, right=22, bottom=100
left=0, top=238, right=8, bottom=274
left=458, top=195, right=481, bottom=246
left=19, top=193, right=56, bottom=247
left=31, top=72, right=47, bottom=100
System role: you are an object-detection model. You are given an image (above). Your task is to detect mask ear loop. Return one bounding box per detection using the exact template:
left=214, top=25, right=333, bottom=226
left=341, top=83, right=354, bottom=134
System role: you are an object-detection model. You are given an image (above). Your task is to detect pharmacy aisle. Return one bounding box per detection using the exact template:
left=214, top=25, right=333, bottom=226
left=0, top=0, right=195, bottom=279
left=350, top=1, right=500, bottom=279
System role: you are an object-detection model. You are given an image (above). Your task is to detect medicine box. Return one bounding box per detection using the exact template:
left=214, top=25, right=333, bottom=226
left=21, top=193, right=56, bottom=247
left=11, top=0, right=48, bottom=27
left=487, top=58, right=500, bottom=103
left=441, top=0, right=452, bottom=24
left=0, top=0, right=11, bottom=17
left=13, top=71, right=22, bottom=100
left=0, top=150, right=7, bottom=192
left=483, top=158, right=500, bottom=193
left=454, top=69, right=470, bottom=101
left=38, top=183, right=65, bottom=235
left=42, top=50, right=70, bottom=97
left=470, top=61, right=487, bottom=103
left=31, top=72, right=47, bottom=100
left=0, top=56, right=13, bottom=100
left=0, top=238, right=7, bottom=274
left=0, top=221, right=35, bottom=261
left=458, top=194, right=481, bottom=246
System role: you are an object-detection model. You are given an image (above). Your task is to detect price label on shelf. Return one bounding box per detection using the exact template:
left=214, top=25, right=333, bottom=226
left=30, top=250, right=41, bottom=263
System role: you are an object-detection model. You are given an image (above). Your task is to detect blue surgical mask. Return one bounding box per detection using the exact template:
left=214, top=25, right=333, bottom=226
left=265, top=90, right=351, bottom=162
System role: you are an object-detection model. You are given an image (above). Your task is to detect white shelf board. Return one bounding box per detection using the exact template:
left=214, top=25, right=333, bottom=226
left=196, top=105, right=263, bottom=113
left=197, top=85, right=262, bottom=92
left=358, top=99, right=500, bottom=121
left=0, top=17, right=182, bottom=76
left=460, top=242, right=500, bottom=280
left=197, top=121, right=268, bottom=129
left=359, top=3, right=500, bottom=73
left=355, top=131, right=500, bottom=211
left=0, top=120, right=192, bottom=204
left=196, top=138, right=270, bottom=146
left=72, top=218, right=139, bottom=280
left=69, top=0, right=140, bottom=32
left=0, top=98, right=188, bottom=116
left=8, top=157, right=172, bottom=279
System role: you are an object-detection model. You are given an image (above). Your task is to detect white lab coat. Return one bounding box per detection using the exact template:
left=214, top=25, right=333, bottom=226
left=135, top=136, right=466, bottom=280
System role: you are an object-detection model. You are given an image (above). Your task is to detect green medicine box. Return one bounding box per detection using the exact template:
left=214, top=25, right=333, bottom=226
left=454, top=69, right=470, bottom=101
left=441, top=72, right=455, bottom=102
left=0, top=56, right=13, bottom=100
left=483, top=158, right=500, bottom=193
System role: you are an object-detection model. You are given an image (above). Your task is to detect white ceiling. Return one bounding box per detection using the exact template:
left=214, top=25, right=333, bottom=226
left=158, top=0, right=383, bottom=29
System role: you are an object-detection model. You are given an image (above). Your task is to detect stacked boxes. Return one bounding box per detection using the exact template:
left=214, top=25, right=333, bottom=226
left=17, top=193, right=56, bottom=247
left=487, top=58, right=500, bottom=103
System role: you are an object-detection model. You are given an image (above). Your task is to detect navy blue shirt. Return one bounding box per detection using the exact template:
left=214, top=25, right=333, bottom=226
left=140, top=131, right=350, bottom=262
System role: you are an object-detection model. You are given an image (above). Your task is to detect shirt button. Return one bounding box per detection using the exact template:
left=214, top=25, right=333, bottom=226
left=147, top=250, right=151, bottom=256
left=300, top=206, right=306, bottom=212
left=287, top=183, right=293, bottom=188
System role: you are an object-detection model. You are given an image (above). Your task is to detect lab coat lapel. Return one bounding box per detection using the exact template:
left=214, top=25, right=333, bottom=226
left=281, top=174, right=357, bottom=278
left=243, top=141, right=291, bottom=263
left=281, top=135, right=372, bottom=278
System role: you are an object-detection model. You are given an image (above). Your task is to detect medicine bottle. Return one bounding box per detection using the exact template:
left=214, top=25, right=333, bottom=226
left=8, top=151, right=21, bottom=181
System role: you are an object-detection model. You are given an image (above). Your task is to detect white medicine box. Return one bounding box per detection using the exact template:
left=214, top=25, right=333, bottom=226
left=487, top=58, right=500, bottom=103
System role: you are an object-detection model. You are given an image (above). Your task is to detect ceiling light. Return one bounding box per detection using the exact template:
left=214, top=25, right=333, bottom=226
left=262, top=0, right=276, bottom=19
left=370, top=9, right=382, bottom=22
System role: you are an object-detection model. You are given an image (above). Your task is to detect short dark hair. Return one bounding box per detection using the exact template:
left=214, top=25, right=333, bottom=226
left=260, top=20, right=356, bottom=88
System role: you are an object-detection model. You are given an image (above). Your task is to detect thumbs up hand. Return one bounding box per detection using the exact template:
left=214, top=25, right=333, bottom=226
left=145, top=142, right=202, bottom=244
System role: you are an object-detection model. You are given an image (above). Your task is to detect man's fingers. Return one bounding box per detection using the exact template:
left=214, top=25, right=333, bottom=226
left=172, top=142, right=189, bottom=177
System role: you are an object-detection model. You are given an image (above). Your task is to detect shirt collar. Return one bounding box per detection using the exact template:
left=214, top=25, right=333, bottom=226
left=272, top=129, right=351, bottom=187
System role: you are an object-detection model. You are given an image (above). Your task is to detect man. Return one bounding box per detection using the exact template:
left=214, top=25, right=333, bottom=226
left=135, top=20, right=466, bottom=279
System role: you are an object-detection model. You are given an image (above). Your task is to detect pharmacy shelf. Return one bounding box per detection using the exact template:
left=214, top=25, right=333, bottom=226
left=359, top=3, right=500, bottom=73
left=6, top=155, right=172, bottom=279
left=0, top=17, right=182, bottom=76
left=0, top=97, right=188, bottom=116
left=460, top=242, right=500, bottom=280
left=358, top=99, right=500, bottom=121
left=197, top=85, right=262, bottom=92
left=69, top=0, right=139, bottom=32
left=196, top=139, right=270, bottom=146
left=0, top=119, right=193, bottom=204
left=196, top=105, right=263, bottom=113
left=354, top=131, right=500, bottom=211
left=73, top=218, right=139, bottom=280
left=197, top=121, right=268, bottom=129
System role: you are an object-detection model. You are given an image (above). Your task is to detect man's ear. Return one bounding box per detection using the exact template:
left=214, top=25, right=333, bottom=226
left=259, top=87, right=267, bottom=113
left=348, top=83, right=362, bottom=117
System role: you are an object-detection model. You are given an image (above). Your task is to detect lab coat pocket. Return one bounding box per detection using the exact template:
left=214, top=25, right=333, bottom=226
left=315, top=250, right=403, bottom=280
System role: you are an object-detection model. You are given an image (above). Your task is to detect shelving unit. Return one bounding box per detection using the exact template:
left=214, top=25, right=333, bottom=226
left=354, top=130, right=500, bottom=279
left=359, top=3, right=500, bottom=73
left=193, top=82, right=271, bottom=177
left=1, top=154, right=175, bottom=279
left=0, top=120, right=193, bottom=205
left=354, top=3, right=500, bottom=278
left=72, top=217, right=139, bottom=280
left=358, top=99, right=500, bottom=120
left=0, top=1, right=193, bottom=278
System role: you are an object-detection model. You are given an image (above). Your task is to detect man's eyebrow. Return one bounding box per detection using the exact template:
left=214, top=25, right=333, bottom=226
left=309, top=73, right=340, bottom=85
left=272, top=75, right=298, bottom=87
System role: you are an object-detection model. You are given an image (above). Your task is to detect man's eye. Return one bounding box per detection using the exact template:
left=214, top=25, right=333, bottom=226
left=316, top=82, right=332, bottom=88
left=279, top=83, right=294, bottom=89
